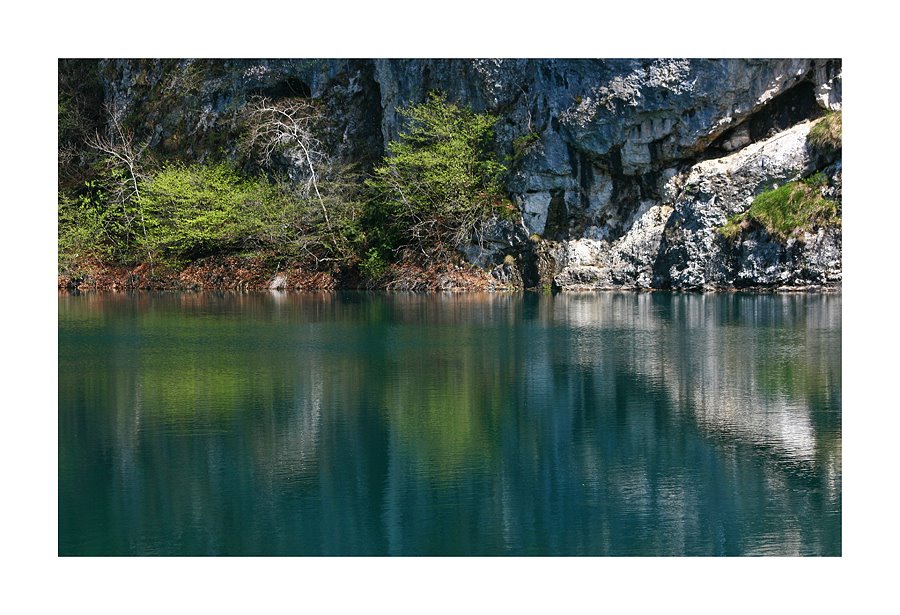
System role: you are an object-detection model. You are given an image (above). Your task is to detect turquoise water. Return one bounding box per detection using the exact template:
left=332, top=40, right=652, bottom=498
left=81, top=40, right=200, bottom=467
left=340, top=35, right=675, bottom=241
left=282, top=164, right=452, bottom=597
left=58, top=291, right=841, bottom=555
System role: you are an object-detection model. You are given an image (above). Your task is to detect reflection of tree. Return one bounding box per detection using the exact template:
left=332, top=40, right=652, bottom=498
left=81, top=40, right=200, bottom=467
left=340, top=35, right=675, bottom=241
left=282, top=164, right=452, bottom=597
left=270, top=369, right=322, bottom=481
left=381, top=325, right=507, bottom=480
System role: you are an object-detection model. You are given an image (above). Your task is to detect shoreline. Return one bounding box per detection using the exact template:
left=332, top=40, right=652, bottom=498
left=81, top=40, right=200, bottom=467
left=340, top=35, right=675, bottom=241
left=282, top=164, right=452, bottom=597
left=57, top=256, right=841, bottom=294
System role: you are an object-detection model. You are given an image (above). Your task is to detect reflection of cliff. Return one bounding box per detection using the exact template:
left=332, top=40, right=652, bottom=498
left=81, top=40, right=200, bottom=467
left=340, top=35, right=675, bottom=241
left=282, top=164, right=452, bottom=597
left=544, top=292, right=840, bottom=469
left=511, top=292, right=841, bottom=554
left=270, top=366, right=322, bottom=482
left=371, top=292, right=841, bottom=555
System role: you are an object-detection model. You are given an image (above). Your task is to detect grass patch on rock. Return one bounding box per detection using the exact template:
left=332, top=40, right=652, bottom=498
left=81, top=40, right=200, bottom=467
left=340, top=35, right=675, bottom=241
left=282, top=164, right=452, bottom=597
left=719, top=173, right=841, bottom=242
left=807, top=111, right=842, bottom=156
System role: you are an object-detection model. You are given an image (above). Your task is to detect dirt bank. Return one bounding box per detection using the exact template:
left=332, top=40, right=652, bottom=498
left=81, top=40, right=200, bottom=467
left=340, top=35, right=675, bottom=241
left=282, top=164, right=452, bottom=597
left=58, top=255, right=512, bottom=292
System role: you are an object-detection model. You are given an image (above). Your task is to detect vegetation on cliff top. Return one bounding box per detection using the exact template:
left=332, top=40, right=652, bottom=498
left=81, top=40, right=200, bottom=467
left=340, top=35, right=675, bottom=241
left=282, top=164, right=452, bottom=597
left=717, top=113, right=841, bottom=244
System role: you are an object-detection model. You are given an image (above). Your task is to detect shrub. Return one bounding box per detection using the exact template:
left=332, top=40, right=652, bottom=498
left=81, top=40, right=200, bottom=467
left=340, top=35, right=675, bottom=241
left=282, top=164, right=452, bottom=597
left=59, top=154, right=366, bottom=271
left=254, top=165, right=366, bottom=266
left=137, top=163, right=270, bottom=261
left=58, top=172, right=148, bottom=267
left=511, top=131, right=541, bottom=160
left=359, top=247, right=389, bottom=281
left=365, top=92, right=510, bottom=261
left=58, top=189, right=111, bottom=272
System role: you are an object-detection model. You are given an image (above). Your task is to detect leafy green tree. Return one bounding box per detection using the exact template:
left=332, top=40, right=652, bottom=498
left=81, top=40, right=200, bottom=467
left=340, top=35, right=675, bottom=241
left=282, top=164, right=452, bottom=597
left=365, top=92, right=509, bottom=262
left=136, top=163, right=269, bottom=262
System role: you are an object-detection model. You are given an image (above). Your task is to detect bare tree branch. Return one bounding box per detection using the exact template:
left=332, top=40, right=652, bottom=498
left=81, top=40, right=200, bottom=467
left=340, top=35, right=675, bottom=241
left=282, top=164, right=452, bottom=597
left=87, top=104, right=154, bottom=272
left=242, top=97, right=335, bottom=237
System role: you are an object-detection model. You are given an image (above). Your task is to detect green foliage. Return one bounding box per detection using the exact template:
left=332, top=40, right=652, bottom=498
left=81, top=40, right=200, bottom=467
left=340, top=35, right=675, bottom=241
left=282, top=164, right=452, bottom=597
left=58, top=169, right=148, bottom=269
left=58, top=83, right=520, bottom=281
left=807, top=111, right=842, bottom=156
left=365, top=92, right=510, bottom=261
left=717, top=218, right=744, bottom=241
left=359, top=247, right=389, bottom=280
left=58, top=190, right=107, bottom=272
left=59, top=153, right=366, bottom=271
left=58, top=60, right=106, bottom=189
left=253, top=165, right=367, bottom=265
left=57, top=97, right=78, bottom=137
left=137, top=163, right=270, bottom=261
left=719, top=173, right=841, bottom=242
left=511, top=131, right=541, bottom=160
left=134, top=162, right=366, bottom=266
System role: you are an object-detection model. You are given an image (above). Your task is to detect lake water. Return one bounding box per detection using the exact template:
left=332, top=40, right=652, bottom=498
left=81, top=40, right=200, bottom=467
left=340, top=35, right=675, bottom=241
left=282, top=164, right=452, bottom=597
left=58, top=291, right=841, bottom=556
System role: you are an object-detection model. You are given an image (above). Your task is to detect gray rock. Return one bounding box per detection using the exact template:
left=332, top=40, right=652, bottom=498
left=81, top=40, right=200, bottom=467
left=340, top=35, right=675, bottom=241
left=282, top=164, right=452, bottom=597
left=459, top=216, right=529, bottom=268
left=268, top=274, right=287, bottom=290
left=552, top=119, right=840, bottom=290
left=553, top=202, right=673, bottom=290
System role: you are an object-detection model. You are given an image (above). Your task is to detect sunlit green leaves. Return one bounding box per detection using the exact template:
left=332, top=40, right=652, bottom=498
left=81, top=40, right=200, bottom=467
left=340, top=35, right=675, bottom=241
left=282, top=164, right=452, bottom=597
left=365, top=92, right=509, bottom=261
left=136, top=163, right=271, bottom=261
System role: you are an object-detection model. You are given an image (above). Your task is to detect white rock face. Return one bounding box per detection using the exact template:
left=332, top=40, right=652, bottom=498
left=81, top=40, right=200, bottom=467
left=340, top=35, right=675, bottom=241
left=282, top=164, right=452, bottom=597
left=551, top=119, right=841, bottom=290
left=554, top=202, right=674, bottom=289
left=520, top=192, right=551, bottom=236
left=658, top=120, right=828, bottom=289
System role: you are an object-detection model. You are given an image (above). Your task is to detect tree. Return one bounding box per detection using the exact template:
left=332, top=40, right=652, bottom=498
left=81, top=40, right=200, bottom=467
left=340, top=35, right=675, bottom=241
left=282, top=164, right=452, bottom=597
left=241, top=97, right=334, bottom=233
left=86, top=104, right=155, bottom=269
left=365, top=92, right=509, bottom=261
left=241, top=96, right=366, bottom=267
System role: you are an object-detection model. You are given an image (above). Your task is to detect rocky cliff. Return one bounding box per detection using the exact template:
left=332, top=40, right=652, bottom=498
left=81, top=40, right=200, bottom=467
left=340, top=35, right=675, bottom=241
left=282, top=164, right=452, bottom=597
left=94, top=58, right=842, bottom=290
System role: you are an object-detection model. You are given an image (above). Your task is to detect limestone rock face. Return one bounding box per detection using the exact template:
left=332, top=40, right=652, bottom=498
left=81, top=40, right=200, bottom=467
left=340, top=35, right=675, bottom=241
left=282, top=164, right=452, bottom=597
left=539, top=63, right=840, bottom=290
left=730, top=227, right=842, bottom=288
left=100, top=59, right=384, bottom=167
left=97, top=58, right=842, bottom=289
left=654, top=120, right=833, bottom=289
left=553, top=202, right=674, bottom=290
left=548, top=119, right=841, bottom=290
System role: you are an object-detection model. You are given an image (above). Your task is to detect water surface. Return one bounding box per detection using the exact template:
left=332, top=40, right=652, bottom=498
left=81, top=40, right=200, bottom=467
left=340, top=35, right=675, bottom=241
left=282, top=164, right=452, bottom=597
left=59, top=291, right=841, bottom=555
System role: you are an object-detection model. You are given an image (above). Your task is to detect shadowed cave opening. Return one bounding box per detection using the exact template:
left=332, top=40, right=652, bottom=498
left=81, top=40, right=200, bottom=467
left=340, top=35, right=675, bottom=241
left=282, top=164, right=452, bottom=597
left=708, top=79, right=823, bottom=156
left=249, top=77, right=312, bottom=100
